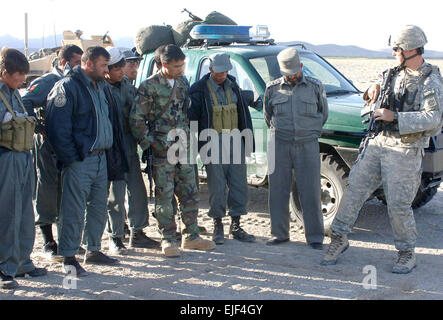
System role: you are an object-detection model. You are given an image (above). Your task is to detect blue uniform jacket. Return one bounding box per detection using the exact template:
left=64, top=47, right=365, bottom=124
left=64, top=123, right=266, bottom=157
left=21, top=68, right=63, bottom=134
left=45, top=66, right=103, bottom=167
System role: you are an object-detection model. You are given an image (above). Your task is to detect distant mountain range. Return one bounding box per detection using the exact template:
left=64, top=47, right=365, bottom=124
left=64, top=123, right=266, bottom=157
left=2, top=34, right=443, bottom=58
left=281, top=41, right=443, bottom=58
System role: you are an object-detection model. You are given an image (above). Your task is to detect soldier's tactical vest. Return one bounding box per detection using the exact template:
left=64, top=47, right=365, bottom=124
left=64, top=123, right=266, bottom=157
left=385, top=65, right=441, bottom=144
left=0, top=91, right=36, bottom=152
left=207, top=80, right=238, bottom=134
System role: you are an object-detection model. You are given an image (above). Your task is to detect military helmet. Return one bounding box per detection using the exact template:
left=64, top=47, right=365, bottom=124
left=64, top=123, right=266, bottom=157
left=390, top=25, right=427, bottom=51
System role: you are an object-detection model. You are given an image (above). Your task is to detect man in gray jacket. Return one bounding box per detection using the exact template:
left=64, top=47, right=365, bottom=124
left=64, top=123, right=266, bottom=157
left=264, top=48, right=328, bottom=249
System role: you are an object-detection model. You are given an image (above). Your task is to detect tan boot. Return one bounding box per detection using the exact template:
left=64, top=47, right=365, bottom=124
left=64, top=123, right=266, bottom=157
left=392, top=250, right=416, bottom=274
left=321, top=231, right=349, bottom=266
left=182, top=236, right=216, bottom=251
left=161, top=241, right=181, bottom=258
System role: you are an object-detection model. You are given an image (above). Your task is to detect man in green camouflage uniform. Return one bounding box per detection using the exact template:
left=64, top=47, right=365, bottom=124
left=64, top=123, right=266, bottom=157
left=322, top=25, right=443, bottom=274
left=130, top=45, right=215, bottom=257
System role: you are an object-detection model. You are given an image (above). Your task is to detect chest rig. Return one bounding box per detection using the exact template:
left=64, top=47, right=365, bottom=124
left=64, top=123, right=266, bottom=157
left=207, top=80, right=238, bottom=134
left=0, top=91, right=36, bottom=152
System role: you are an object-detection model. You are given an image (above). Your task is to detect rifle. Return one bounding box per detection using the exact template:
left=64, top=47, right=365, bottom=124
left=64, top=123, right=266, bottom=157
left=182, top=8, right=203, bottom=21
left=359, top=67, right=399, bottom=154
left=142, top=147, right=154, bottom=203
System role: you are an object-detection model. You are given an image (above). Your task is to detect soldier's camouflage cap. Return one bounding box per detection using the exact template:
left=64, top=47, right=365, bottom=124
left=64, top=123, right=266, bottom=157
left=277, top=47, right=301, bottom=76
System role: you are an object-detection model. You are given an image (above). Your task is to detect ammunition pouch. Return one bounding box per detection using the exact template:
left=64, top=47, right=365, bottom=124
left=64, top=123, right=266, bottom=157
left=0, top=116, right=36, bottom=152
left=400, top=132, right=424, bottom=144
left=0, top=90, right=36, bottom=152
left=207, top=80, right=238, bottom=134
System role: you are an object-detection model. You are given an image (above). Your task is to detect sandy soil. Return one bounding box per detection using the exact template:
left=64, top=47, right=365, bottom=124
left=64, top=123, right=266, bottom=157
left=326, top=57, right=443, bottom=91
left=2, top=58, right=442, bottom=300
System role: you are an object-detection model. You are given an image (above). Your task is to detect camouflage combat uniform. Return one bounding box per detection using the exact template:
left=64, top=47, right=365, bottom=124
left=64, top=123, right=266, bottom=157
left=130, top=71, right=200, bottom=241
left=331, top=62, right=443, bottom=251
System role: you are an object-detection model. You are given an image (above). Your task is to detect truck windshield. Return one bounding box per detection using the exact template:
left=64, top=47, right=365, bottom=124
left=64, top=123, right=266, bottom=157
left=249, top=52, right=359, bottom=95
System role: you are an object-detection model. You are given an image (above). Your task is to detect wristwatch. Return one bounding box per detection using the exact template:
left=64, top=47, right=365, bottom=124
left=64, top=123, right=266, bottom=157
left=393, top=112, right=399, bottom=123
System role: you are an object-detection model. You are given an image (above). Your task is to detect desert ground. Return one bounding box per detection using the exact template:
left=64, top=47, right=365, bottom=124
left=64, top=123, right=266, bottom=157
left=1, top=58, right=442, bottom=301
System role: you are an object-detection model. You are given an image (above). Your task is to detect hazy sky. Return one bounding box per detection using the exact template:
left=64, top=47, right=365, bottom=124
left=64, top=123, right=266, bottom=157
left=5, top=0, right=443, bottom=51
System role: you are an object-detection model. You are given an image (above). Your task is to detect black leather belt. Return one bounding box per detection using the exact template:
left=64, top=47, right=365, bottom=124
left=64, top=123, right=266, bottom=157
left=88, top=149, right=105, bottom=156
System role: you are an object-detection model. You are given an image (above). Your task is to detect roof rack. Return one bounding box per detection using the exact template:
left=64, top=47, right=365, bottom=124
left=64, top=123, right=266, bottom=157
left=183, top=38, right=276, bottom=49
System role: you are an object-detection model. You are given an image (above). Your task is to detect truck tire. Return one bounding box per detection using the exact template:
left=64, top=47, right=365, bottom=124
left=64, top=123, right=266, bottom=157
left=376, top=184, right=439, bottom=209
left=290, top=153, right=349, bottom=235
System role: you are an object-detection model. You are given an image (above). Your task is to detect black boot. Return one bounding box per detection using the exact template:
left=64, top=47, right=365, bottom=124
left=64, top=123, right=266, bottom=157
left=62, top=256, right=88, bottom=277
left=212, top=218, right=225, bottom=245
left=1, top=270, right=18, bottom=290
left=129, top=230, right=160, bottom=249
left=40, top=224, right=55, bottom=244
left=230, top=217, right=255, bottom=242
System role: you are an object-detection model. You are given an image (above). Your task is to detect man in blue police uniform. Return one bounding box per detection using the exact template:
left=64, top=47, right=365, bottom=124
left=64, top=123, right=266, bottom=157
left=0, top=47, right=47, bottom=290
left=264, top=48, right=328, bottom=249
left=22, top=44, right=83, bottom=261
left=122, top=49, right=142, bottom=82
left=189, top=53, right=256, bottom=245
left=46, top=46, right=118, bottom=277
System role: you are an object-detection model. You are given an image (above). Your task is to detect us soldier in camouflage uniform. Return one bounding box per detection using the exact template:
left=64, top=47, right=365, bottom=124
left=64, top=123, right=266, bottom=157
left=130, top=45, right=215, bottom=258
left=322, top=25, right=443, bottom=274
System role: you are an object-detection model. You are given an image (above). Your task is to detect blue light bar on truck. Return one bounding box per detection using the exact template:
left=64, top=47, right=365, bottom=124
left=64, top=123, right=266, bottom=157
left=190, top=25, right=252, bottom=42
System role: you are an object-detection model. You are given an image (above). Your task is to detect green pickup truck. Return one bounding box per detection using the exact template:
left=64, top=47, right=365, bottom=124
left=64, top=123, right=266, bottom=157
left=135, top=29, right=443, bottom=232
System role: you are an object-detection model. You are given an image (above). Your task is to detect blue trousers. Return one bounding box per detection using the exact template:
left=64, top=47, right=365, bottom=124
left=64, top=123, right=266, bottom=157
left=0, top=151, right=36, bottom=276
left=58, top=154, right=108, bottom=257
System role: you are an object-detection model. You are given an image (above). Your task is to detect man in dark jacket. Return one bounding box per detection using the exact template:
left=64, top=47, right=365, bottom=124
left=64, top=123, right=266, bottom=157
left=105, top=47, right=158, bottom=255
left=22, top=44, right=83, bottom=261
left=188, top=53, right=255, bottom=245
left=46, top=46, right=119, bottom=277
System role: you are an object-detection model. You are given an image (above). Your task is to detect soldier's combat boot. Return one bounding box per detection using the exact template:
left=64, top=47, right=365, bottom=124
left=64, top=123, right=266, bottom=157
left=229, top=217, right=256, bottom=242
left=129, top=230, right=160, bottom=249
left=161, top=240, right=181, bottom=258
left=212, top=218, right=225, bottom=245
left=0, top=270, right=18, bottom=290
left=108, top=237, right=128, bottom=255
left=392, top=250, right=417, bottom=274
left=321, top=231, right=349, bottom=266
left=182, top=236, right=216, bottom=251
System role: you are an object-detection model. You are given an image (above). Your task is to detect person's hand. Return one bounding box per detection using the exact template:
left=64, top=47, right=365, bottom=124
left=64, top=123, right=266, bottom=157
left=368, top=84, right=380, bottom=103
left=374, top=108, right=394, bottom=122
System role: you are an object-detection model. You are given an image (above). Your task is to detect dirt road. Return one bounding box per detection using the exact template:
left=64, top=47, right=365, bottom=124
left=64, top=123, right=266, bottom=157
left=1, top=180, right=442, bottom=300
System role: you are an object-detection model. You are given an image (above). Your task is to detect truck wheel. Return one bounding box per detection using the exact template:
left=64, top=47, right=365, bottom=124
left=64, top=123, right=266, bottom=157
left=290, top=153, right=349, bottom=236
left=376, top=184, right=439, bottom=209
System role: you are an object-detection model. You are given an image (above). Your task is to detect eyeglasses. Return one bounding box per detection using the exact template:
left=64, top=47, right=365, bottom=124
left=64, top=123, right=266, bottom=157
left=392, top=47, right=402, bottom=52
